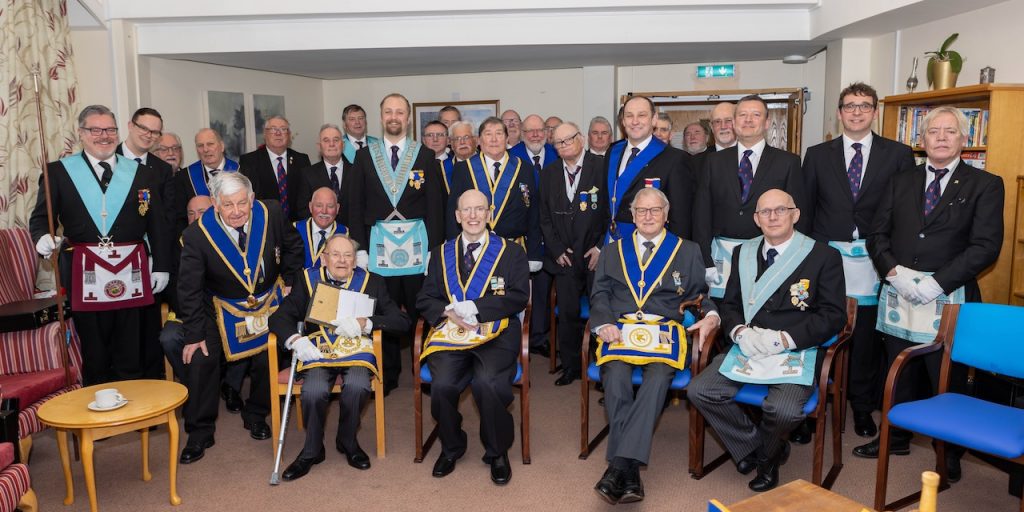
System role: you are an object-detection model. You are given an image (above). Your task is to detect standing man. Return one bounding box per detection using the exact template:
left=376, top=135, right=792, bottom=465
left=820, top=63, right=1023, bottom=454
left=588, top=116, right=613, bottom=157
left=174, top=128, right=240, bottom=234
left=438, top=106, right=462, bottom=128
left=174, top=172, right=302, bottom=463
left=348, top=92, right=446, bottom=395
left=30, top=104, right=170, bottom=385
left=693, top=95, right=806, bottom=300
left=538, top=123, right=608, bottom=385
left=342, top=104, right=379, bottom=166
left=294, top=124, right=351, bottom=228
left=590, top=188, right=718, bottom=504
left=240, top=115, right=312, bottom=222
left=709, top=102, right=737, bottom=151
left=295, top=187, right=347, bottom=269
left=802, top=82, right=916, bottom=438
left=422, top=120, right=452, bottom=162
left=153, top=132, right=185, bottom=173
left=682, top=122, right=711, bottom=156
left=654, top=113, right=674, bottom=146
left=604, top=95, right=696, bottom=242
left=544, top=115, right=563, bottom=145
left=510, top=114, right=558, bottom=184
left=501, top=109, right=523, bottom=148
left=855, top=106, right=1003, bottom=484
left=417, top=190, right=531, bottom=485
left=689, top=189, right=846, bottom=493
left=270, top=234, right=410, bottom=480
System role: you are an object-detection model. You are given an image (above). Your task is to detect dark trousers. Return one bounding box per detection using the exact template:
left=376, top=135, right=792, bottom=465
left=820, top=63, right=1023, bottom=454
left=139, top=302, right=166, bottom=379
left=884, top=334, right=967, bottom=446
left=553, top=268, right=593, bottom=375
left=383, top=274, right=423, bottom=388
left=529, top=269, right=552, bottom=348
left=848, top=305, right=883, bottom=413
left=75, top=308, right=144, bottom=386
left=298, top=366, right=371, bottom=459
left=601, top=360, right=676, bottom=465
left=427, top=331, right=518, bottom=461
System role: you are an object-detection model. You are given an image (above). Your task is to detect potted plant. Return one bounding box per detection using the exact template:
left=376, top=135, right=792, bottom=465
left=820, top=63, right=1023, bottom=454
left=926, top=33, right=963, bottom=90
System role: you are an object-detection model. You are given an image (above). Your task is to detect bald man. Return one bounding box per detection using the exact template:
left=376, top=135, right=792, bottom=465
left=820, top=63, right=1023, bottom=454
left=294, top=187, right=348, bottom=269
left=173, top=128, right=240, bottom=235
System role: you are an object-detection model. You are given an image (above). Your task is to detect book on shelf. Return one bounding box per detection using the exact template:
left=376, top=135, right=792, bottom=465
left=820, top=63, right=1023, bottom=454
left=912, top=151, right=986, bottom=170
left=896, top=106, right=989, bottom=148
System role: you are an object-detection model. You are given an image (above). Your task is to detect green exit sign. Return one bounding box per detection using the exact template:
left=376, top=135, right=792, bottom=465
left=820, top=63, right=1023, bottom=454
left=697, top=64, right=735, bottom=78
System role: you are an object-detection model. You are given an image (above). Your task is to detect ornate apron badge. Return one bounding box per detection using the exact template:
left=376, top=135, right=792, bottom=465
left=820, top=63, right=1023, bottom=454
left=408, top=169, right=425, bottom=190
left=789, top=278, right=810, bottom=311
left=519, top=183, right=530, bottom=207
left=588, top=186, right=599, bottom=210
left=137, top=189, right=150, bottom=216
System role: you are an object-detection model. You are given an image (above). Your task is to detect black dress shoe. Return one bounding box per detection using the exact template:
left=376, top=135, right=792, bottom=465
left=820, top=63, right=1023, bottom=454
left=852, top=436, right=911, bottom=458
left=554, top=370, right=579, bottom=386
left=383, top=382, right=398, bottom=397
left=853, top=412, right=877, bottom=438
left=489, top=453, right=511, bottom=485
left=945, top=452, right=962, bottom=483
left=432, top=454, right=458, bottom=478
left=282, top=449, right=326, bottom=481
left=529, top=342, right=551, bottom=357
left=789, top=419, right=812, bottom=445
left=243, top=419, right=272, bottom=440
left=222, top=384, right=242, bottom=414
left=619, top=467, right=645, bottom=503
left=594, top=466, right=625, bottom=505
left=338, top=444, right=371, bottom=470
left=736, top=453, right=758, bottom=475
left=179, top=438, right=215, bottom=464
left=748, top=458, right=781, bottom=492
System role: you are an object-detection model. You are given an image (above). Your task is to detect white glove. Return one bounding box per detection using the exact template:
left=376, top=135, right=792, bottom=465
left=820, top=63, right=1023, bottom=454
left=451, top=300, right=479, bottom=320
left=35, top=234, right=62, bottom=258
left=705, top=267, right=721, bottom=287
left=749, top=327, right=787, bottom=356
left=528, top=260, right=542, bottom=273
left=888, top=265, right=922, bottom=303
left=356, top=250, right=368, bottom=269
left=734, top=328, right=761, bottom=357
left=332, top=317, right=362, bottom=338
left=151, top=272, right=170, bottom=293
left=287, top=336, right=321, bottom=363
left=911, top=275, right=944, bottom=305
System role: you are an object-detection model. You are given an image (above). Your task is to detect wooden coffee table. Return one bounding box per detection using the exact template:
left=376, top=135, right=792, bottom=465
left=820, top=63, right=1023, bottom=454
left=727, top=479, right=870, bottom=511
left=37, top=379, right=188, bottom=512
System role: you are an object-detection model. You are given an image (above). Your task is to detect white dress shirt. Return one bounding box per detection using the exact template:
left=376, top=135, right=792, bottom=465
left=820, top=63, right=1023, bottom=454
left=84, top=153, right=117, bottom=182
left=384, top=137, right=408, bottom=165
left=347, top=135, right=368, bottom=150
left=121, top=145, right=147, bottom=165
left=618, top=135, right=653, bottom=177
left=563, top=153, right=585, bottom=201
left=267, top=148, right=288, bottom=173
left=483, top=153, right=509, bottom=179
left=736, top=139, right=767, bottom=176
left=924, top=157, right=960, bottom=195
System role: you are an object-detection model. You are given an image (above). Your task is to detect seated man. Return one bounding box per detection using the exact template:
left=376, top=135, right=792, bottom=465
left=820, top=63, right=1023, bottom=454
left=688, top=189, right=846, bottom=492
left=590, top=187, right=719, bottom=505
left=269, top=234, right=409, bottom=480
left=415, top=190, right=530, bottom=486
left=294, top=187, right=348, bottom=269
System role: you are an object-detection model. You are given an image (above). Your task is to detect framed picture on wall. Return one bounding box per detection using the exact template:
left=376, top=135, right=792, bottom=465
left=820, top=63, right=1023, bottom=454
left=253, top=94, right=286, bottom=135
left=205, top=90, right=247, bottom=160
left=412, top=100, right=500, bottom=139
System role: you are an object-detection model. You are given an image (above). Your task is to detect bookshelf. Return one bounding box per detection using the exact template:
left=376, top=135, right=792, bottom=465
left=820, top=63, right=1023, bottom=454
left=880, top=84, right=1024, bottom=305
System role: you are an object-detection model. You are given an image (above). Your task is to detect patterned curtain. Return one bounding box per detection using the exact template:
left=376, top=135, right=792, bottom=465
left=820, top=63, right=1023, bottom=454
left=0, top=0, right=80, bottom=229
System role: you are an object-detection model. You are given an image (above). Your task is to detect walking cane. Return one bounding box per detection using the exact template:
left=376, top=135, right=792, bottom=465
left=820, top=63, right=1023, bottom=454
left=270, top=322, right=302, bottom=485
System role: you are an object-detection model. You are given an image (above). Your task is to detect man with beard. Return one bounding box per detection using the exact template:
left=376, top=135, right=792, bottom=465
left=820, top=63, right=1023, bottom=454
left=710, top=102, right=737, bottom=151
left=153, top=132, right=185, bottom=174
left=682, top=122, right=710, bottom=156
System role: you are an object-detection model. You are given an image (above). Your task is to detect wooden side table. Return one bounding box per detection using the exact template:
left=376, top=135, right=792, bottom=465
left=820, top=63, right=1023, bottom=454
left=36, top=380, right=188, bottom=512
left=727, top=479, right=870, bottom=511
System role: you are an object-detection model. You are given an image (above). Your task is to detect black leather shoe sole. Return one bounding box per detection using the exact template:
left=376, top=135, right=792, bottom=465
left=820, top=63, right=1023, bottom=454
left=243, top=420, right=271, bottom=440
left=736, top=456, right=757, bottom=475
left=852, top=440, right=910, bottom=459
left=594, top=485, right=622, bottom=505
left=282, top=450, right=326, bottom=481
left=554, top=373, right=579, bottom=386
left=179, top=438, right=215, bottom=464
left=432, top=456, right=457, bottom=478
left=853, top=413, right=878, bottom=438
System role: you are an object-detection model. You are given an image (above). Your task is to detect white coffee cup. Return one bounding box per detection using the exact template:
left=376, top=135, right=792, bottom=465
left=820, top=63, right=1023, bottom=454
left=94, top=388, right=124, bottom=408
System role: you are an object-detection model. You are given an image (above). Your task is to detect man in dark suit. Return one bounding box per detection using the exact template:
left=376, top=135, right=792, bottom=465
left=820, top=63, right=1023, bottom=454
left=590, top=187, right=719, bottom=504
left=683, top=122, right=710, bottom=156
left=294, top=124, right=351, bottom=228
left=587, top=116, right=613, bottom=157
left=416, top=189, right=531, bottom=486
left=689, top=189, right=846, bottom=493
left=30, top=104, right=170, bottom=386
left=240, top=115, right=312, bottom=222
left=855, top=106, right=1004, bottom=483
left=693, top=95, right=807, bottom=301
left=709, top=102, right=737, bottom=151
left=604, top=95, right=697, bottom=243
left=539, top=122, right=608, bottom=385
left=270, top=234, right=410, bottom=480
left=153, top=132, right=185, bottom=174
left=174, top=172, right=303, bottom=464
left=172, top=128, right=241, bottom=235
left=348, top=92, right=446, bottom=395
left=802, top=82, right=916, bottom=439
left=341, top=104, right=380, bottom=166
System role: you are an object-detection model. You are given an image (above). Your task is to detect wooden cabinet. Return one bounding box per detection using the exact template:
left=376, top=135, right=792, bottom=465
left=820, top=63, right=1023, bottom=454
left=880, top=84, right=1024, bottom=305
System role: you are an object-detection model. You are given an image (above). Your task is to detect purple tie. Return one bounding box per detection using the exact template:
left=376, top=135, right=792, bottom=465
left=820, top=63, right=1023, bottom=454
left=738, top=149, right=754, bottom=203
left=626, top=147, right=640, bottom=169
left=390, top=146, right=400, bottom=170
left=924, top=166, right=949, bottom=216
left=848, top=142, right=863, bottom=200
left=567, top=165, right=580, bottom=187
left=532, top=155, right=541, bottom=171
left=329, top=166, right=340, bottom=196
left=276, top=156, right=289, bottom=217
left=464, top=242, right=481, bottom=274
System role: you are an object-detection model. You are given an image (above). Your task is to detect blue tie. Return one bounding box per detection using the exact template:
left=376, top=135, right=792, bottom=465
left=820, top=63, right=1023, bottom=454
left=738, top=149, right=754, bottom=203
left=765, top=247, right=778, bottom=268
left=924, top=166, right=949, bottom=215
left=390, top=145, right=400, bottom=170
left=848, top=142, right=863, bottom=200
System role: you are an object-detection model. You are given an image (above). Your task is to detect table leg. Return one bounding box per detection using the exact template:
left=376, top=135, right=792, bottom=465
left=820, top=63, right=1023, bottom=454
left=141, top=427, right=152, bottom=481
left=80, top=429, right=98, bottom=512
left=167, top=411, right=182, bottom=505
left=56, top=429, right=74, bottom=505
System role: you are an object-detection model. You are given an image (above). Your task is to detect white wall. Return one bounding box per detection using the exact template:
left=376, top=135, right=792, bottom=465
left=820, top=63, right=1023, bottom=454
left=70, top=29, right=115, bottom=108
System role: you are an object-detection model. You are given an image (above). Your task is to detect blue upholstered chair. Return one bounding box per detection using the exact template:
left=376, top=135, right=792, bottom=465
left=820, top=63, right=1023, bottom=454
left=688, top=297, right=856, bottom=489
left=874, top=303, right=1024, bottom=512
left=412, top=306, right=532, bottom=464
left=578, top=297, right=719, bottom=460
left=547, top=292, right=590, bottom=374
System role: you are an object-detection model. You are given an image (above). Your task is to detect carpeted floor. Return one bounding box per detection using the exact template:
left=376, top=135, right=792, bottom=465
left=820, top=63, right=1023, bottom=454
left=23, top=349, right=1022, bottom=511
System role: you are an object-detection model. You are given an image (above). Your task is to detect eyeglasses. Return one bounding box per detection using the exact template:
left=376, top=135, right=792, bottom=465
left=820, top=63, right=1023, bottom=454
left=422, top=133, right=447, bottom=140
left=264, top=127, right=290, bottom=134
left=154, top=145, right=182, bottom=153
left=840, top=103, right=875, bottom=113
left=754, top=206, right=797, bottom=218
left=458, top=206, right=489, bottom=215
left=553, top=132, right=580, bottom=148
left=633, top=206, right=665, bottom=217
left=502, top=119, right=521, bottom=127
left=452, top=135, right=473, bottom=144
left=131, top=122, right=162, bottom=138
left=81, top=126, right=118, bottom=136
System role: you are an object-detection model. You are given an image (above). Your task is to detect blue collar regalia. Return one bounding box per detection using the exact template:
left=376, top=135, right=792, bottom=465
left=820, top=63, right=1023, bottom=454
left=421, top=233, right=511, bottom=360
left=294, top=218, right=348, bottom=269
left=604, top=138, right=666, bottom=243
left=467, top=152, right=523, bottom=230
left=595, top=230, right=690, bottom=370
left=719, top=233, right=819, bottom=385
left=366, top=139, right=429, bottom=276
left=198, top=201, right=283, bottom=361
left=441, top=156, right=455, bottom=194
left=185, top=158, right=239, bottom=196
left=297, top=267, right=380, bottom=375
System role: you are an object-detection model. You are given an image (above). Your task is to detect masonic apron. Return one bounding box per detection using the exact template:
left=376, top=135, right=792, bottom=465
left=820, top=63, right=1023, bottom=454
left=876, top=273, right=964, bottom=344
left=829, top=239, right=880, bottom=306
left=367, top=140, right=429, bottom=276
left=709, top=236, right=747, bottom=299
left=297, top=266, right=379, bottom=375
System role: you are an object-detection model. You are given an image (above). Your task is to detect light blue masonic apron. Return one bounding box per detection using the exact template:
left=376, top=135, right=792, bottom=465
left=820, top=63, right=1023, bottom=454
left=367, top=139, right=429, bottom=276
left=876, top=272, right=964, bottom=343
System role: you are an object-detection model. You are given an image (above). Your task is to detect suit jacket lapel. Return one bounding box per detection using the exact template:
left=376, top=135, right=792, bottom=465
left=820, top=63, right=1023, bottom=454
left=748, top=145, right=776, bottom=203
left=828, top=138, right=855, bottom=203
left=857, top=133, right=883, bottom=196
left=717, top=146, right=743, bottom=202
left=923, top=162, right=968, bottom=226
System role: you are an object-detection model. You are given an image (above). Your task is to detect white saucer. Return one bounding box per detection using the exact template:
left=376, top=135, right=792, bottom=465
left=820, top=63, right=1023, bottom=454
left=88, top=399, right=128, bottom=412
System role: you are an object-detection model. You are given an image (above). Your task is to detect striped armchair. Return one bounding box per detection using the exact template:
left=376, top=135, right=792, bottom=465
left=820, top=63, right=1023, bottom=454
left=0, top=228, right=82, bottom=462
left=0, top=442, right=35, bottom=512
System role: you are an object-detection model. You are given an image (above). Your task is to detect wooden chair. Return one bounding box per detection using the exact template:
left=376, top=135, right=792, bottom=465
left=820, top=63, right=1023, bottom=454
left=689, top=297, right=856, bottom=489
left=267, top=332, right=386, bottom=459
left=547, top=287, right=590, bottom=375
left=412, top=307, right=532, bottom=464
left=875, top=303, right=1024, bottom=512
left=578, top=299, right=719, bottom=459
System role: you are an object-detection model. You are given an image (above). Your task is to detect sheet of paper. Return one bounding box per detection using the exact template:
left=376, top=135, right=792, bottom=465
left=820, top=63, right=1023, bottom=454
left=335, top=288, right=376, bottom=320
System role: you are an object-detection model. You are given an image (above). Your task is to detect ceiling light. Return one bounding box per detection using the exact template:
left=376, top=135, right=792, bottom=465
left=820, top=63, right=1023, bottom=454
left=782, top=54, right=808, bottom=64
